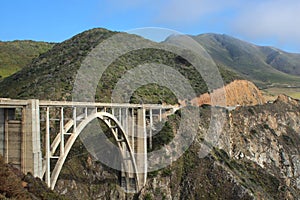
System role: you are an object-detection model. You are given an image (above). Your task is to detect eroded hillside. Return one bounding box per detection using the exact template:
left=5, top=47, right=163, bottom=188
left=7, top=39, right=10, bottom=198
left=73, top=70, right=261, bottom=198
left=190, top=80, right=266, bottom=107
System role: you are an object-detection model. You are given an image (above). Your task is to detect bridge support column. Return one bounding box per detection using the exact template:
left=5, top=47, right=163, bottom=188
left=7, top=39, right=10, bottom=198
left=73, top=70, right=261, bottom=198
left=136, top=108, right=147, bottom=189
left=121, top=108, right=136, bottom=191
left=22, top=100, right=42, bottom=178
left=0, top=109, right=4, bottom=157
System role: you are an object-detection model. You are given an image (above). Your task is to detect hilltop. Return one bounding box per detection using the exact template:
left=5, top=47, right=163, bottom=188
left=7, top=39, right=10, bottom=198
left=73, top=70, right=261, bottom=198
left=2, top=31, right=300, bottom=99
left=1, top=31, right=300, bottom=92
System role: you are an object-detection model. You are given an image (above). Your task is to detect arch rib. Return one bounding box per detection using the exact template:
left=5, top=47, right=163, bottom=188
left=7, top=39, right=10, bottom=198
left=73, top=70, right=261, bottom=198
left=49, top=112, right=140, bottom=191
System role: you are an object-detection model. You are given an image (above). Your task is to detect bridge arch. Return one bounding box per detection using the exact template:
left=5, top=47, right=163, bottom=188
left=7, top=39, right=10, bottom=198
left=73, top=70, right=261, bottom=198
left=47, top=112, right=140, bottom=191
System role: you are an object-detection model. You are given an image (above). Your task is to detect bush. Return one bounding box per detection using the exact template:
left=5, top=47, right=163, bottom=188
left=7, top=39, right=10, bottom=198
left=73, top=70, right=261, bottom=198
left=151, top=122, right=174, bottom=151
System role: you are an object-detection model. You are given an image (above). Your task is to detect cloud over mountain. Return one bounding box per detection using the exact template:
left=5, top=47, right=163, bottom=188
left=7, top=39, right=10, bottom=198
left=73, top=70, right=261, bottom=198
left=115, top=0, right=300, bottom=51
left=232, top=0, right=300, bottom=49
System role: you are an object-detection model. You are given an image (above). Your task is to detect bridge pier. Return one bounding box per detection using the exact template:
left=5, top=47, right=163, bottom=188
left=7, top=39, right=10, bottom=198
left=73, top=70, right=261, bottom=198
left=120, top=108, right=147, bottom=191
left=136, top=108, right=147, bottom=187
left=23, top=100, right=43, bottom=178
left=0, top=99, right=42, bottom=178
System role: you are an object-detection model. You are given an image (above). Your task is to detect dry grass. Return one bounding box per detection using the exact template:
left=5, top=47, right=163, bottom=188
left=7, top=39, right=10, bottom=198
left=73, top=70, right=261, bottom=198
left=263, top=87, right=300, bottom=100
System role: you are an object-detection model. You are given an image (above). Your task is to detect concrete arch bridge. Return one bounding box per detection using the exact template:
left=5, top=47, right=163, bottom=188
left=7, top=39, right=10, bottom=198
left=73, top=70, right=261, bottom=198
left=0, top=98, right=178, bottom=192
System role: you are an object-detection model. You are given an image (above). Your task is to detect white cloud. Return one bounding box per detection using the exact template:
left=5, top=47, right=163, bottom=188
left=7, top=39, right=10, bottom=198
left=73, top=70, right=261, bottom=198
left=154, top=0, right=300, bottom=51
left=156, top=0, right=240, bottom=25
left=232, top=0, right=300, bottom=48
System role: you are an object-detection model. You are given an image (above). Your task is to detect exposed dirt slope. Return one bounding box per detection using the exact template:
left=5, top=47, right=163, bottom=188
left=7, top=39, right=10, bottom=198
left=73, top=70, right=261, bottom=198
left=190, top=80, right=266, bottom=107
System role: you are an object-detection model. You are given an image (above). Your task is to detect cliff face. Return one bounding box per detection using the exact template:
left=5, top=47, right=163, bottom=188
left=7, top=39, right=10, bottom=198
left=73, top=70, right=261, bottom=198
left=137, top=95, right=300, bottom=199
left=218, top=94, right=300, bottom=198
left=190, top=80, right=266, bottom=107
left=53, top=95, right=300, bottom=199
left=0, top=155, right=65, bottom=199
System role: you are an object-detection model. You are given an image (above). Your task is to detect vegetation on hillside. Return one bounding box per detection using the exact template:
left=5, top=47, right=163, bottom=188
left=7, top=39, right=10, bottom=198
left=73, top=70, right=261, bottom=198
left=0, top=28, right=240, bottom=104
left=2, top=31, right=300, bottom=99
left=0, top=40, right=54, bottom=78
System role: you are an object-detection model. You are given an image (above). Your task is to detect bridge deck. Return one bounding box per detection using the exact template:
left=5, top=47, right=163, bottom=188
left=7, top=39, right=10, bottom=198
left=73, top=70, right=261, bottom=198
left=0, top=98, right=178, bottom=109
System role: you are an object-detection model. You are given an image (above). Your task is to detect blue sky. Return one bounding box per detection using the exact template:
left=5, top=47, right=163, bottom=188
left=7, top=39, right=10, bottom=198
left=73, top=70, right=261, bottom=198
left=1, top=0, right=300, bottom=52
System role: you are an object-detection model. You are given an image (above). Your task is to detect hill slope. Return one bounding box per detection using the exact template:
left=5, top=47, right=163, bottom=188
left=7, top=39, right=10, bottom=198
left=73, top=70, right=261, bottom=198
left=0, top=28, right=240, bottom=103
left=0, top=40, right=54, bottom=78
left=2, top=32, right=300, bottom=91
left=192, top=33, right=300, bottom=88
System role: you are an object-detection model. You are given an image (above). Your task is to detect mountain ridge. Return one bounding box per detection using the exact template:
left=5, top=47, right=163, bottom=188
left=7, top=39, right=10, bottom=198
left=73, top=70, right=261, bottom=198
left=2, top=30, right=300, bottom=89
left=192, top=33, right=300, bottom=88
left=0, top=28, right=240, bottom=103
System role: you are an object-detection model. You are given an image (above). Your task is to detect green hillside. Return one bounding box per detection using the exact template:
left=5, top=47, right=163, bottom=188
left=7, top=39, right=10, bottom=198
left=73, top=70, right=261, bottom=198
left=0, top=28, right=239, bottom=103
left=2, top=31, right=300, bottom=100
left=0, top=40, right=54, bottom=78
left=193, top=33, right=300, bottom=88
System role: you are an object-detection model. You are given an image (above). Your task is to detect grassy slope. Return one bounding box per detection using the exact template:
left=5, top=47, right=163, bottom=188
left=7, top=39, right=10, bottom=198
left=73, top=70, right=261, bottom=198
left=2, top=32, right=300, bottom=99
left=0, top=40, right=54, bottom=78
left=193, top=33, right=300, bottom=88
left=0, top=28, right=116, bottom=100
left=263, top=87, right=300, bottom=100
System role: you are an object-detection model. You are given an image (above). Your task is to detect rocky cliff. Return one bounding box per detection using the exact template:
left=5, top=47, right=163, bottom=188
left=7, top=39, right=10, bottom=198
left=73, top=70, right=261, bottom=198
left=137, top=94, right=300, bottom=199
left=217, top=94, right=300, bottom=198
left=51, top=95, right=299, bottom=199
left=0, top=155, right=66, bottom=199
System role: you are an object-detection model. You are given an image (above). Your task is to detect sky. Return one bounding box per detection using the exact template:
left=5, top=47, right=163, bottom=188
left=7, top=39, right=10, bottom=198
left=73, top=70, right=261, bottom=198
left=1, top=0, right=300, bottom=52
